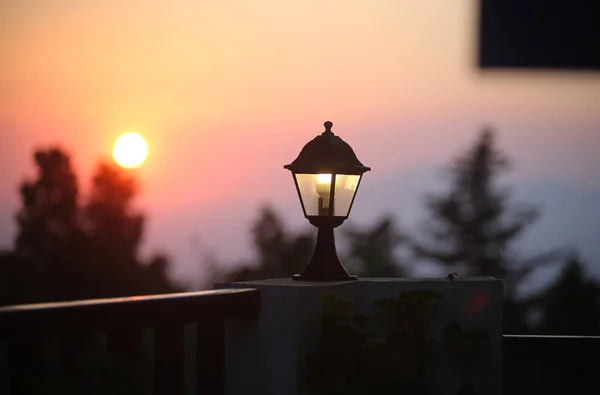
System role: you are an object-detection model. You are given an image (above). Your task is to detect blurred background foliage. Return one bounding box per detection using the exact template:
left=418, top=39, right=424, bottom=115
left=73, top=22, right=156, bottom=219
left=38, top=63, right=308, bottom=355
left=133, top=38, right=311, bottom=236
left=1, top=129, right=599, bottom=335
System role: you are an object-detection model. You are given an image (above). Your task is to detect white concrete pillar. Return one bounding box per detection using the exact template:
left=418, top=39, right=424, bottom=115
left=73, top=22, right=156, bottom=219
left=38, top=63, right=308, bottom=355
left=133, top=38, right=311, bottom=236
left=216, top=277, right=502, bottom=395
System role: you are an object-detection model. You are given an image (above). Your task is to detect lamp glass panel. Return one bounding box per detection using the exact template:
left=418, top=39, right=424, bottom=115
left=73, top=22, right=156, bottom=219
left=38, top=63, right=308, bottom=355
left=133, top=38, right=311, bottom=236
left=294, top=173, right=334, bottom=216
left=333, top=174, right=361, bottom=217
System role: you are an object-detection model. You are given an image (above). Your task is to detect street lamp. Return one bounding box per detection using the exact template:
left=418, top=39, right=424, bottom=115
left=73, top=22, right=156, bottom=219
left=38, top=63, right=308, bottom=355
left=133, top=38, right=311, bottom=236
left=284, top=121, right=371, bottom=281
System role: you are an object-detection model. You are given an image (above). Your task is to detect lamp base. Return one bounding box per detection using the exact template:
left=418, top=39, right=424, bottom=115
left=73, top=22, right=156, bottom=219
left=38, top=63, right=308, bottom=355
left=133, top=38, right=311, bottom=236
left=292, top=225, right=358, bottom=282
left=292, top=274, right=358, bottom=282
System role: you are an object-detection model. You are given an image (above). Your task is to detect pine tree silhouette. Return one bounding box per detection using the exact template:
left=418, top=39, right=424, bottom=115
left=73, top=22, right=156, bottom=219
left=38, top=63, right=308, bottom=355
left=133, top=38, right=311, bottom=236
left=0, top=148, right=178, bottom=305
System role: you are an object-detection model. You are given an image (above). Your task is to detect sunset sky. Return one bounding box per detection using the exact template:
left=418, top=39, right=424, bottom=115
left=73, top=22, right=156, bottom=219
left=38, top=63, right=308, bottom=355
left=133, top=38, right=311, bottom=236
left=1, top=1, right=599, bottom=289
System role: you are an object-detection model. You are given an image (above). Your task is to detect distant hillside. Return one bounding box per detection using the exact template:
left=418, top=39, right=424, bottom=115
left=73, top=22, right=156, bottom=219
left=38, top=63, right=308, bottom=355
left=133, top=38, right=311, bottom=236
left=353, top=168, right=600, bottom=276
left=514, top=181, right=600, bottom=272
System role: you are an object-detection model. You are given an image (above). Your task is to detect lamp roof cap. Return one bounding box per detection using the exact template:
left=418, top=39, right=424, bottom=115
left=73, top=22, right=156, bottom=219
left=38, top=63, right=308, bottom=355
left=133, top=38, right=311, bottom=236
left=284, top=121, right=371, bottom=175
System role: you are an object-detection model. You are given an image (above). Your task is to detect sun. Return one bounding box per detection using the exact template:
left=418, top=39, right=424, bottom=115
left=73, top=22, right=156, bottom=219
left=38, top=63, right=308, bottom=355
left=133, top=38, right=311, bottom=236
left=112, top=132, right=148, bottom=169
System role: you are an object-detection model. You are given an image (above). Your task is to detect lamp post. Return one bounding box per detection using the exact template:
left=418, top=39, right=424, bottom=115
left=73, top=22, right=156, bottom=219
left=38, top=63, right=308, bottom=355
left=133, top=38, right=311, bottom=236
left=284, top=121, right=371, bottom=281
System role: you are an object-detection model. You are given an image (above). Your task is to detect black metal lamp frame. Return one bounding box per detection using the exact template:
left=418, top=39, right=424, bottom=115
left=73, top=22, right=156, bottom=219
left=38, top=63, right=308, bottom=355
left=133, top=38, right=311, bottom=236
left=284, top=121, right=370, bottom=282
left=292, top=216, right=356, bottom=281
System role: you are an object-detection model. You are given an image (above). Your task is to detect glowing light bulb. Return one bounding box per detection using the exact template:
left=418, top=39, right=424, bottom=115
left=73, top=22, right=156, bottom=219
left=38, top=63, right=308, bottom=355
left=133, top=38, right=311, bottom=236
left=317, top=174, right=332, bottom=184
left=316, top=174, right=332, bottom=198
left=316, top=173, right=332, bottom=214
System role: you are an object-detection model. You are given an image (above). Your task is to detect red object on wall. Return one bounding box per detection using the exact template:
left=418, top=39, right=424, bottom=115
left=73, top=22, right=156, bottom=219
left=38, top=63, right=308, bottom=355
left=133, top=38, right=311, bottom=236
left=465, top=291, right=490, bottom=314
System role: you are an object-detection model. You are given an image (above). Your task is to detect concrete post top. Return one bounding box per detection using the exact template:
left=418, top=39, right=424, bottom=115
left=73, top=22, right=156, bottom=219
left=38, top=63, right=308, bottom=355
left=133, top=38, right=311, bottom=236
left=216, top=276, right=501, bottom=288
left=220, top=276, right=503, bottom=395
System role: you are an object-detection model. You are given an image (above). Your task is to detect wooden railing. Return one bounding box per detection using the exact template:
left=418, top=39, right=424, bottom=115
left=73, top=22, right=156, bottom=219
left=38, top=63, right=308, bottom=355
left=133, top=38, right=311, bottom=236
left=2, top=290, right=599, bottom=395
left=503, top=334, right=600, bottom=395
left=0, top=289, right=260, bottom=395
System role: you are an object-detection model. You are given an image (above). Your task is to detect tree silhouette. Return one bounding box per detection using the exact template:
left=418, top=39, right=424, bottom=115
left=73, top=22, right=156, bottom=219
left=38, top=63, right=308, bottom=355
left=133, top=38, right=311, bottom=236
left=0, top=148, right=178, bottom=305
left=410, top=129, right=568, bottom=334
left=4, top=148, right=85, bottom=302
left=210, top=208, right=411, bottom=283
left=82, top=163, right=176, bottom=297
left=16, top=148, right=80, bottom=255
left=532, top=256, right=600, bottom=335
left=219, top=206, right=315, bottom=282
left=412, top=129, right=559, bottom=296
left=342, top=217, right=407, bottom=277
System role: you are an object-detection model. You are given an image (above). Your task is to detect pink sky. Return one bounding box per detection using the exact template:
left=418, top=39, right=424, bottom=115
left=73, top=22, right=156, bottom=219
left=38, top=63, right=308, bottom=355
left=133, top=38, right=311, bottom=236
left=1, top=1, right=599, bottom=288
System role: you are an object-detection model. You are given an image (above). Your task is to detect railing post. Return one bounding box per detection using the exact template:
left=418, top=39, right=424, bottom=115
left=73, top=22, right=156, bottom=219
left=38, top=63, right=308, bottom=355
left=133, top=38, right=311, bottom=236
left=197, top=319, right=225, bottom=395
left=7, top=332, right=39, bottom=394
left=217, top=278, right=503, bottom=395
left=58, top=331, right=93, bottom=376
left=154, top=324, right=185, bottom=395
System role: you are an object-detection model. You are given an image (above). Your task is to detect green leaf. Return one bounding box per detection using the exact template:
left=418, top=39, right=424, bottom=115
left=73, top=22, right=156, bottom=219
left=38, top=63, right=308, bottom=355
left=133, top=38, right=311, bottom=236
left=398, top=289, right=442, bottom=301
left=322, top=291, right=359, bottom=320
left=372, top=297, right=396, bottom=309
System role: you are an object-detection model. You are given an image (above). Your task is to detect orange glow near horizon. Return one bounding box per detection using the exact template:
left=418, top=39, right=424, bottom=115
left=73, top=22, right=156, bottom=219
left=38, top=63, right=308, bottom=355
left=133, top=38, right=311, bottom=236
left=113, top=132, right=148, bottom=169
